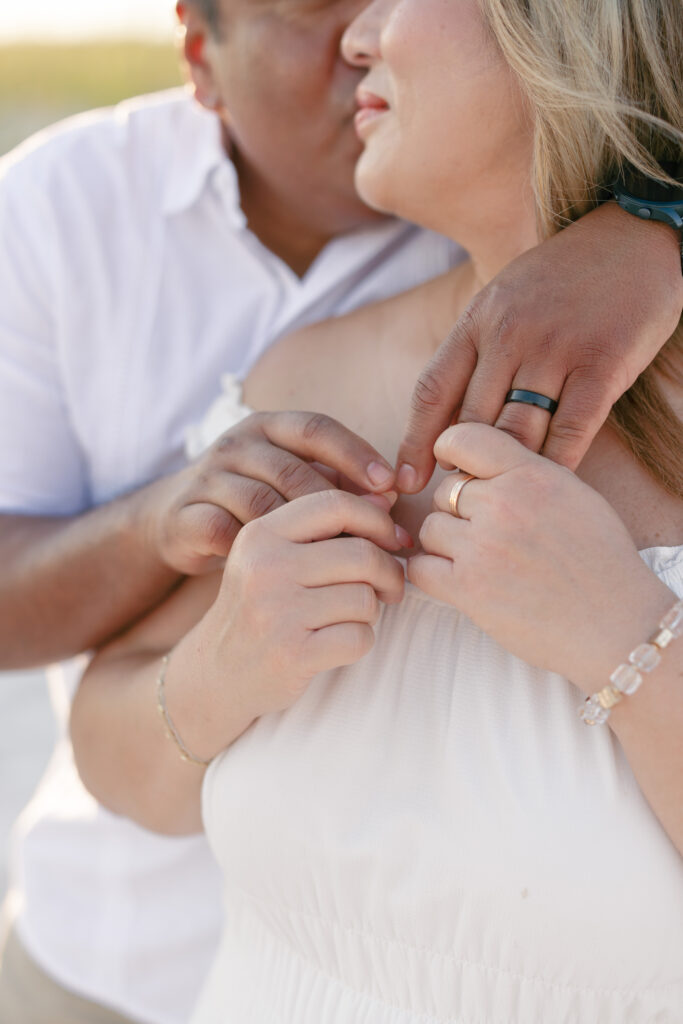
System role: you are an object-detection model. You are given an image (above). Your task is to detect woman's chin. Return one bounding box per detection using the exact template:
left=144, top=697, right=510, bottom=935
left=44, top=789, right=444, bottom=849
left=354, top=162, right=403, bottom=220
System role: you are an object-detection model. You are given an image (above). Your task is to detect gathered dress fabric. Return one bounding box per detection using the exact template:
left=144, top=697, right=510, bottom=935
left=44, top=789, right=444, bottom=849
left=190, top=377, right=683, bottom=1024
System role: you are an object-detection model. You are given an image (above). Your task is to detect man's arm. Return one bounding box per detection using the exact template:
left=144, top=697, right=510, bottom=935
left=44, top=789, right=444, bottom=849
left=396, top=202, right=683, bottom=490
left=0, top=412, right=397, bottom=669
left=0, top=152, right=397, bottom=670
left=0, top=493, right=179, bottom=670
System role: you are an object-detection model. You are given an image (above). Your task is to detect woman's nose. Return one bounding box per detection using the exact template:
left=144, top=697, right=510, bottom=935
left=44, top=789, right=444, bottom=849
left=341, top=0, right=384, bottom=68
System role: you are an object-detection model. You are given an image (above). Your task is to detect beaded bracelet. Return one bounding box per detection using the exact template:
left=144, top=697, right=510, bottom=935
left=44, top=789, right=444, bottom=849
left=579, top=598, right=683, bottom=725
left=156, top=653, right=212, bottom=766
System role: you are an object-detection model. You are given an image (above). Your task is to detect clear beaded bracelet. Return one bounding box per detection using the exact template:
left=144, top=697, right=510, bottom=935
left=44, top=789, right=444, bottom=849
left=579, top=598, right=683, bottom=726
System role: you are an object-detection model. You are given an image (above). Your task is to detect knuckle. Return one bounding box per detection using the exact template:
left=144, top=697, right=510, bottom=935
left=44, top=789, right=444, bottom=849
left=245, top=484, right=280, bottom=522
left=496, top=407, right=540, bottom=447
left=492, top=307, right=519, bottom=350
left=537, top=326, right=562, bottom=358
left=180, top=464, right=210, bottom=494
left=274, top=458, right=313, bottom=497
left=454, top=300, right=480, bottom=339
left=411, top=368, right=446, bottom=415
left=301, top=411, right=335, bottom=443
left=212, top=432, right=240, bottom=459
left=517, top=328, right=561, bottom=362
left=499, top=425, right=535, bottom=449
left=448, top=419, right=486, bottom=451
left=193, top=468, right=215, bottom=492
left=570, top=368, right=623, bottom=410
left=500, top=463, right=554, bottom=516
left=202, top=508, right=238, bottom=553
left=547, top=417, right=588, bottom=448
left=441, top=302, right=479, bottom=352
left=522, top=461, right=555, bottom=497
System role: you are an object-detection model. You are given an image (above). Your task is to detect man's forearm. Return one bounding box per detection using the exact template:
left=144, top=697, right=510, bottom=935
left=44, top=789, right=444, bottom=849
left=0, top=481, right=180, bottom=668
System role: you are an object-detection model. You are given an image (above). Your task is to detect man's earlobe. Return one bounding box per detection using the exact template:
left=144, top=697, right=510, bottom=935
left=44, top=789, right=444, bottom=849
left=176, top=6, right=222, bottom=112
left=187, top=34, right=205, bottom=64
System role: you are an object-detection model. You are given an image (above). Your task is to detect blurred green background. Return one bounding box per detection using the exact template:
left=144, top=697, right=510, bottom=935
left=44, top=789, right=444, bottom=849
left=0, top=41, right=182, bottom=155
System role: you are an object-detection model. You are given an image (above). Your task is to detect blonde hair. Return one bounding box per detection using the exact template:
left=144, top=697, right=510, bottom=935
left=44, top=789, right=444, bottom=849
left=481, top=0, right=683, bottom=496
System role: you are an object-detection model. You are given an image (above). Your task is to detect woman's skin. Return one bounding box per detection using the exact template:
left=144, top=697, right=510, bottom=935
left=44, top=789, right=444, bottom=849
left=71, top=0, right=683, bottom=847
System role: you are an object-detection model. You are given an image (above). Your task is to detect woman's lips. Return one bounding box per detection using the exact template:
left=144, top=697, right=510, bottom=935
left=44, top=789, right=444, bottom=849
left=354, top=88, right=389, bottom=137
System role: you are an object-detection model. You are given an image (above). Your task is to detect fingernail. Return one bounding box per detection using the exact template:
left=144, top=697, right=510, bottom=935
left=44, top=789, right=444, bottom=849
left=395, top=524, right=414, bottom=548
left=397, top=464, right=417, bottom=492
left=367, top=461, right=394, bottom=487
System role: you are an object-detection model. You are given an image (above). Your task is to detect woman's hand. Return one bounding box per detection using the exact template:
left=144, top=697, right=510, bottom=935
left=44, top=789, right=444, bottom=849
left=408, top=422, right=675, bottom=692
left=165, top=489, right=409, bottom=761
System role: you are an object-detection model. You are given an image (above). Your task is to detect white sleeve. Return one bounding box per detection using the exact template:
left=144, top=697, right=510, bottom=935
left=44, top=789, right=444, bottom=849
left=0, top=159, right=89, bottom=515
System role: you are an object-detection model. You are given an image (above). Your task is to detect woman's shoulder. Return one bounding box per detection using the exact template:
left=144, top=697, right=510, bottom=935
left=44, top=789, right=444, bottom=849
left=244, top=264, right=471, bottom=414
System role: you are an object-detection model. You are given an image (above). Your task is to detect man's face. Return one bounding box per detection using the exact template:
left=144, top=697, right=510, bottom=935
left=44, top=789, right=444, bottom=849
left=204, top=0, right=384, bottom=235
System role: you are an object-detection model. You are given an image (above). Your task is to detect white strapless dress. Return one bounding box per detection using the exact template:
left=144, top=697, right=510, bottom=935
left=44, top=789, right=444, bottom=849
left=189, top=376, right=683, bottom=1024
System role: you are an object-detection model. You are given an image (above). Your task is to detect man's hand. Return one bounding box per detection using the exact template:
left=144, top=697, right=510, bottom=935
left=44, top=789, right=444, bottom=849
left=0, top=411, right=396, bottom=667
left=396, top=203, right=683, bottom=492
left=147, top=410, right=397, bottom=575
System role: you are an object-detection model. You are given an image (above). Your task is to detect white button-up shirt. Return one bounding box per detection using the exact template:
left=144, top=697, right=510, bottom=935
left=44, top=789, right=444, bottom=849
left=0, top=90, right=462, bottom=1024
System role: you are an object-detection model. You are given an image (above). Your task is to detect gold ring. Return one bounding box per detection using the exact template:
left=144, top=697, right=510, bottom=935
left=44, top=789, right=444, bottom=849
left=448, top=473, right=476, bottom=518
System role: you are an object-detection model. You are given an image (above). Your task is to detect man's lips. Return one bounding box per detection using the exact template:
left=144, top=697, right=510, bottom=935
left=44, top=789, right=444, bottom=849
left=354, top=87, right=390, bottom=136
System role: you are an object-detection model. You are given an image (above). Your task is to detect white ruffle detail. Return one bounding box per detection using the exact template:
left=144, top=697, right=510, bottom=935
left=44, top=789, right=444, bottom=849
left=185, top=374, right=254, bottom=460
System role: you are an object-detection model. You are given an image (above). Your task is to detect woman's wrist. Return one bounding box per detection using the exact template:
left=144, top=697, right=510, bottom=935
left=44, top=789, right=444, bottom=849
left=159, top=619, right=258, bottom=765
left=570, top=575, right=679, bottom=700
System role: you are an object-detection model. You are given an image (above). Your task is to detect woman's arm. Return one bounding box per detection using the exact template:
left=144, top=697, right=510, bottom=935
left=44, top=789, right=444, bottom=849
left=410, top=422, right=683, bottom=853
left=71, top=490, right=406, bottom=835
left=70, top=572, right=223, bottom=836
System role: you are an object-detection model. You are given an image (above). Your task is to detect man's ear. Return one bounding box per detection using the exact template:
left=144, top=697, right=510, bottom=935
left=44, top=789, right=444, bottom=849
left=176, top=1, right=221, bottom=111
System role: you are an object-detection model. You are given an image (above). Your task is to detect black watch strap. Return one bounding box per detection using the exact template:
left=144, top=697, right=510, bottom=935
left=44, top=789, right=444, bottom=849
left=613, top=161, right=683, bottom=274
left=617, top=160, right=683, bottom=204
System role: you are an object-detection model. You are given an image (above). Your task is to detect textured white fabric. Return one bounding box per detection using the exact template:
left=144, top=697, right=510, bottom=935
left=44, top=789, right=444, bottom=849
left=193, top=379, right=683, bottom=1024
left=0, top=92, right=463, bottom=1024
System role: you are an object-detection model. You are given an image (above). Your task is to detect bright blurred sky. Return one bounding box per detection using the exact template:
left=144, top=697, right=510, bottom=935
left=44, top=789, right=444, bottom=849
left=5, top=0, right=177, bottom=41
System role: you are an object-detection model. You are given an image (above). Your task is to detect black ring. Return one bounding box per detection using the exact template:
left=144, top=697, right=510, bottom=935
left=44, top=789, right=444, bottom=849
left=504, top=389, right=558, bottom=415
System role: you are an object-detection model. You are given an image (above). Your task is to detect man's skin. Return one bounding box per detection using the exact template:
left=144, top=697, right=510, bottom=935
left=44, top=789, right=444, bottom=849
left=396, top=203, right=683, bottom=490
left=0, top=0, right=681, bottom=670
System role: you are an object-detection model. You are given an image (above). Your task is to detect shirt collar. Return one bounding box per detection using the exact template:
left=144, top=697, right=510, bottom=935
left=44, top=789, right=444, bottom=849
left=162, top=97, right=239, bottom=219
